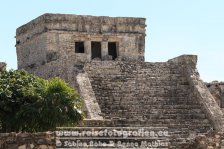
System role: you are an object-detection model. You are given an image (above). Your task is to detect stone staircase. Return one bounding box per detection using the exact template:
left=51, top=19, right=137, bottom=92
left=83, top=60, right=213, bottom=147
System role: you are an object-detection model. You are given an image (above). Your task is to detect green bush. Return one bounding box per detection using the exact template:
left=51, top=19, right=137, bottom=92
left=0, top=69, right=83, bottom=132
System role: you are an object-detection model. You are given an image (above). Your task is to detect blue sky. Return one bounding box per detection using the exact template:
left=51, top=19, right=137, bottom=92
left=0, top=0, right=223, bottom=82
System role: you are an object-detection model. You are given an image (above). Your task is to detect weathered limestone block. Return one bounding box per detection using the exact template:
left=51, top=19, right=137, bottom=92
left=0, top=132, right=55, bottom=149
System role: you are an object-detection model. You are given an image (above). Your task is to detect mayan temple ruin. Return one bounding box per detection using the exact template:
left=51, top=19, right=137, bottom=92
left=13, top=13, right=224, bottom=148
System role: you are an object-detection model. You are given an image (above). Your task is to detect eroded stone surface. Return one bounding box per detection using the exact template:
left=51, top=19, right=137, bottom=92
left=206, top=81, right=224, bottom=109
left=178, top=131, right=224, bottom=149
left=0, top=132, right=55, bottom=149
left=16, top=13, right=146, bottom=69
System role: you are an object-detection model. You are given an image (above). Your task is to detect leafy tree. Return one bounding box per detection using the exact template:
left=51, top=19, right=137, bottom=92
left=0, top=69, right=83, bottom=132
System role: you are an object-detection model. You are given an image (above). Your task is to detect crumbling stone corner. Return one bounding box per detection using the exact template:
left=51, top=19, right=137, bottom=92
left=169, top=55, right=224, bottom=132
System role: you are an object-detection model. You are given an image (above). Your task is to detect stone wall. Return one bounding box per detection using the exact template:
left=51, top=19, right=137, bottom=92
left=23, top=56, right=82, bottom=89
left=16, top=13, right=146, bottom=69
left=179, top=131, right=224, bottom=149
left=0, top=132, right=55, bottom=149
left=16, top=33, right=48, bottom=69
left=1, top=131, right=224, bottom=149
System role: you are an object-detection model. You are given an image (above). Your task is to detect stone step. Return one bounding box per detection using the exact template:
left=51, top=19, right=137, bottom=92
left=113, top=119, right=210, bottom=125
left=103, top=110, right=207, bottom=118
left=101, top=105, right=203, bottom=110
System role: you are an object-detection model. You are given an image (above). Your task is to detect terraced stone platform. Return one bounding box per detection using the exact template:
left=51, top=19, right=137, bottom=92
left=76, top=55, right=223, bottom=148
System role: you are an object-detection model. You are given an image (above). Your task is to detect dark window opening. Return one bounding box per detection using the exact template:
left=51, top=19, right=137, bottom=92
left=75, top=42, right=85, bottom=53
left=91, top=42, right=102, bottom=59
left=108, top=42, right=118, bottom=60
